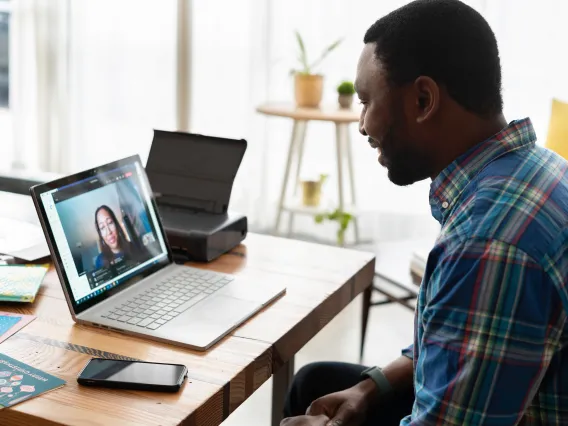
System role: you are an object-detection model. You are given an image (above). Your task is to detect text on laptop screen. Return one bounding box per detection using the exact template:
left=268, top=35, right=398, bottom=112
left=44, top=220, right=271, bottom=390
left=39, top=162, right=168, bottom=304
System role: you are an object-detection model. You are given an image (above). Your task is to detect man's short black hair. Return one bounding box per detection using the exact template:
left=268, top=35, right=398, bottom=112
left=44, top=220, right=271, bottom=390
left=364, top=0, right=503, bottom=116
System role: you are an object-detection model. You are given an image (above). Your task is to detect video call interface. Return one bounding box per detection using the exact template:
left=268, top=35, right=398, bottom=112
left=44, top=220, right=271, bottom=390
left=41, top=163, right=168, bottom=304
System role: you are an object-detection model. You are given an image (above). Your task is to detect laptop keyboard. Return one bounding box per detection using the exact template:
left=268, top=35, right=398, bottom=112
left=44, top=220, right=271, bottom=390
left=101, top=268, right=233, bottom=330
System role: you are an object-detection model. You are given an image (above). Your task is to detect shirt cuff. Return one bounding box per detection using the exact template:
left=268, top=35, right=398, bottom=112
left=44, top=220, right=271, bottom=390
left=401, top=343, right=414, bottom=360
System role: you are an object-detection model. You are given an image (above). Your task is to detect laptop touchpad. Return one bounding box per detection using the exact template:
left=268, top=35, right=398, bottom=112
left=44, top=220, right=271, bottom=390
left=167, top=295, right=259, bottom=347
left=181, top=295, right=259, bottom=326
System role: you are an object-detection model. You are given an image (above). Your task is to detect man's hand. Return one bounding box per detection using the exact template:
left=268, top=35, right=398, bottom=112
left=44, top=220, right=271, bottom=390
left=305, top=378, right=378, bottom=426
left=280, top=414, right=330, bottom=426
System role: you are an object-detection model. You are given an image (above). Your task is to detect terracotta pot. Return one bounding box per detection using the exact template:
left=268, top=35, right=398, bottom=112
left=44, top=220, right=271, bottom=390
left=338, top=94, right=353, bottom=109
left=294, top=74, right=323, bottom=108
left=301, top=180, right=322, bottom=207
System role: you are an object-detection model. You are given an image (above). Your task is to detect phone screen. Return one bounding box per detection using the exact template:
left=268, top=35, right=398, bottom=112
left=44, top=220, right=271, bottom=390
left=79, top=359, right=186, bottom=387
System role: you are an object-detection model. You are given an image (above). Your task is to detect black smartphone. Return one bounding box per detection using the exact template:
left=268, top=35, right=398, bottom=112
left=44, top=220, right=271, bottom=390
left=77, top=358, right=188, bottom=392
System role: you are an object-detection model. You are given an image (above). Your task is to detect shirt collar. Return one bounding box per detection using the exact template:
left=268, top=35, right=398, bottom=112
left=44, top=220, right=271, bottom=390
left=429, top=117, right=537, bottom=224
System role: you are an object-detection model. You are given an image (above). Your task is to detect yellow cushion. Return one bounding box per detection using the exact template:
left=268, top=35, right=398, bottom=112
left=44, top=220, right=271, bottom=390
left=546, top=98, right=568, bottom=160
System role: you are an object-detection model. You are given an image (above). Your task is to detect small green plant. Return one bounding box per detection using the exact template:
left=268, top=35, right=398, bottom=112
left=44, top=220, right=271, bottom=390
left=337, top=81, right=355, bottom=95
left=291, top=31, right=343, bottom=75
left=315, top=208, right=353, bottom=246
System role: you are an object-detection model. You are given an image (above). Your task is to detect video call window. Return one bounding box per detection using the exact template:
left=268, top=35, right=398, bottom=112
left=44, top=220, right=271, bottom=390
left=54, top=169, right=161, bottom=290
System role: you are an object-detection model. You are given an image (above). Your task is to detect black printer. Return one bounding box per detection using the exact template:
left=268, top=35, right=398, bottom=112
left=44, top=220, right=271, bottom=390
left=145, top=130, right=248, bottom=262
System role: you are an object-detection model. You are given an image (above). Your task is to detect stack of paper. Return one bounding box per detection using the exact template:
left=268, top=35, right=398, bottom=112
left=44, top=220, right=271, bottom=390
left=0, top=217, right=49, bottom=262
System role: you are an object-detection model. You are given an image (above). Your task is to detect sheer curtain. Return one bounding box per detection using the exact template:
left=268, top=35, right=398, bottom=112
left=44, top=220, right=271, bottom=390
left=9, top=0, right=179, bottom=174
left=10, top=0, right=69, bottom=172
left=66, top=0, right=178, bottom=172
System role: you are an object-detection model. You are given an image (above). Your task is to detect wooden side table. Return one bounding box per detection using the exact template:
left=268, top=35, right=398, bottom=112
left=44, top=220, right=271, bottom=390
left=257, top=103, right=362, bottom=244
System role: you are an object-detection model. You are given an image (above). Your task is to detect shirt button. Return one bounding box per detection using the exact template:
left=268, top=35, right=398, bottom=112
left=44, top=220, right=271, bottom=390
left=441, top=201, right=449, bottom=209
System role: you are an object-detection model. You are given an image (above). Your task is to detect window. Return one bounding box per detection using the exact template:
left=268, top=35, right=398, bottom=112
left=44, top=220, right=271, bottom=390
left=0, top=0, right=10, bottom=172
left=0, top=0, right=9, bottom=109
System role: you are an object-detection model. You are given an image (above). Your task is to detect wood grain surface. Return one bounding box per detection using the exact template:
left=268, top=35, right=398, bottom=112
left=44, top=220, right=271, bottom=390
left=0, top=232, right=375, bottom=425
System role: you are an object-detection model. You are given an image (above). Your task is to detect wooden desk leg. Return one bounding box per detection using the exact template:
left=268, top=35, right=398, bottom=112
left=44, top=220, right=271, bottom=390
left=360, top=285, right=372, bottom=362
left=342, top=123, right=360, bottom=244
left=288, top=121, right=308, bottom=237
left=272, top=356, right=295, bottom=426
left=335, top=123, right=346, bottom=216
left=275, top=121, right=301, bottom=234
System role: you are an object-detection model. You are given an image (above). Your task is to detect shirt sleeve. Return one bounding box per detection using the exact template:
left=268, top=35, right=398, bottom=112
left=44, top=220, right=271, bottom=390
left=402, top=343, right=414, bottom=360
left=408, top=239, right=564, bottom=426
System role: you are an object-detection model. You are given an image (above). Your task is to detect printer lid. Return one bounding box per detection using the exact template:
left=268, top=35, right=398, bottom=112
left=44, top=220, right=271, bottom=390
left=145, top=130, right=247, bottom=214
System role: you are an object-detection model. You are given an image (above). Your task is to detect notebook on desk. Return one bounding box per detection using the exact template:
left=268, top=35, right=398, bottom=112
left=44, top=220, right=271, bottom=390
left=0, top=264, right=48, bottom=303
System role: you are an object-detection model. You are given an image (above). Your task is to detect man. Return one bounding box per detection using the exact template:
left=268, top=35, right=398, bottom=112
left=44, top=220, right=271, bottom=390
left=281, top=0, right=568, bottom=425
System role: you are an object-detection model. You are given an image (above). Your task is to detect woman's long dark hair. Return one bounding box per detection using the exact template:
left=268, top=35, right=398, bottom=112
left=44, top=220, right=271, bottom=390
left=94, top=205, right=133, bottom=267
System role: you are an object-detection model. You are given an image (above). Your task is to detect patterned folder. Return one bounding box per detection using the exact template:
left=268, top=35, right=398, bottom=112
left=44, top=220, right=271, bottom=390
left=0, top=265, right=48, bottom=303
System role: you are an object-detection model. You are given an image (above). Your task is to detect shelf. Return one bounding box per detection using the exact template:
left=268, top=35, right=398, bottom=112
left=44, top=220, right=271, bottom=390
left=282, top=201, right=360, bottom=216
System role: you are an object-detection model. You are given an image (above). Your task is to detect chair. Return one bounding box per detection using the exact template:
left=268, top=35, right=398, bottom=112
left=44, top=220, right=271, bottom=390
left=359, top=239, right=431, bottom=361
left=546, top=98, right=568, bottom=160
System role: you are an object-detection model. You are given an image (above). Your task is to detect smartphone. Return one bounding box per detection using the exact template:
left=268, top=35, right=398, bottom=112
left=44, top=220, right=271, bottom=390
left=77, top=358, right=188, bottom=392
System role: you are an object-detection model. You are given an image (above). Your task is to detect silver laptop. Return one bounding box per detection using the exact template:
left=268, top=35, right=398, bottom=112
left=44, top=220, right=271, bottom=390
left=30, top=155, right=285, bottom=351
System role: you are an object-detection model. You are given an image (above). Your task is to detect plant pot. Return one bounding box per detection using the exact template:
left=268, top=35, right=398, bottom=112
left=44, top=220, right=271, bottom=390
left=301, top=180, right=322, bottom=207
left=294, top=74, right=323, bottom=108
left=338, top=94, right=353, bottom=109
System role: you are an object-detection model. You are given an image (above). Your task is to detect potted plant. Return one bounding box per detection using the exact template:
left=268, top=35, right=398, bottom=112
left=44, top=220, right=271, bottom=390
left=291, top=31, right=342, bottom=108
left=337, top=81, right=355, bottom=109
left=314, top=208, right=353, bottom=247
left=301, top=174, right=328, bottom=207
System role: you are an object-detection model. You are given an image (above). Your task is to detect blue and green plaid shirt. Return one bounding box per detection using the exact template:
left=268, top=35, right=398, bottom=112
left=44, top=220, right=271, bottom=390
left=401, top=118, right=568, bottom=425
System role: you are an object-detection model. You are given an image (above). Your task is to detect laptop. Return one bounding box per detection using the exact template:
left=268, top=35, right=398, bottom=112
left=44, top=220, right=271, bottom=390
left=30, top=155, right=286, bottom=351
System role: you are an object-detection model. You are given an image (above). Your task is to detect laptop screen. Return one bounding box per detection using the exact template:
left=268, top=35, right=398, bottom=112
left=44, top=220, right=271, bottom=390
left=38, top=160, right=169, bottom=305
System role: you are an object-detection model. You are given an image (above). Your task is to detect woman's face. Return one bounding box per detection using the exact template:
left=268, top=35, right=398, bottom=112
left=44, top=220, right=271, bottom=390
left=96, top=209, right=119, bottom=251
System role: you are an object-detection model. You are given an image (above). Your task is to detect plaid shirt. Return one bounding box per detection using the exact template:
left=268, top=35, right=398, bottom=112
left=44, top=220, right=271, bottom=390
left=401, top=118, right=568, bottom=425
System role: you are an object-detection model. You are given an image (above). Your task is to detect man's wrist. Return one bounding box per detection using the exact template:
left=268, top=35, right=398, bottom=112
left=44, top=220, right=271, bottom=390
left=357, top=377, right=381, bottom=406
left=361, top=366, right=392, bottom=394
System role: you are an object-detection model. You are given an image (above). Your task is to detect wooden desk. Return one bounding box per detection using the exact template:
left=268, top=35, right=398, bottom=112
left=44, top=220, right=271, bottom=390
left=257, top=103, right=363, bottom=245
left=0, top=193, right=375, bottom=425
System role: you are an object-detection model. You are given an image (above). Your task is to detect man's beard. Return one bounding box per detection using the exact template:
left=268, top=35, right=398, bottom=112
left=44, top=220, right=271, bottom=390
left=373, top=125, right=431, bottom=186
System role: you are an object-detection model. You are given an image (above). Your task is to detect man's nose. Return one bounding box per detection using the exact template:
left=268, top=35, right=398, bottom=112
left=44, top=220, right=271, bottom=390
left=359, top=119, right=367, bottom=136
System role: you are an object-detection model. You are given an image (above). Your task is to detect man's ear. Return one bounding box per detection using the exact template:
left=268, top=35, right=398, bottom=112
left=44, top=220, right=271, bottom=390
left=414, top=76, right=440, bottom=123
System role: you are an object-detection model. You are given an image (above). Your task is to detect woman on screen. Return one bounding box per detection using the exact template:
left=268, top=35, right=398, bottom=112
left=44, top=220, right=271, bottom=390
left=94, top=205, right=147, bottom=269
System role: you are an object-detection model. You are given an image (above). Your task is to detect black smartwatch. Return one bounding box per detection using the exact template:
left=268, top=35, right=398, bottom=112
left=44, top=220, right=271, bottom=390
left=360, top=366, right=392, bottom=397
